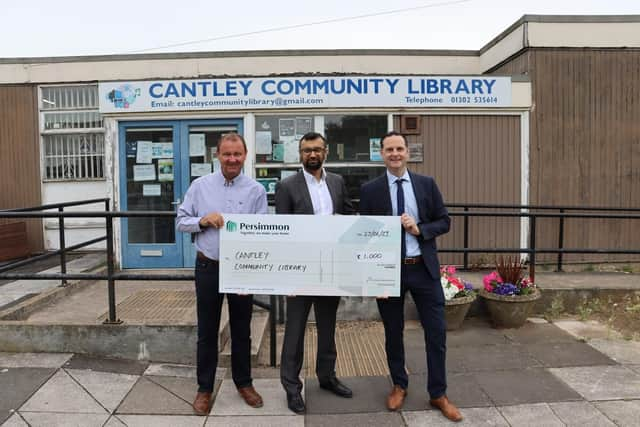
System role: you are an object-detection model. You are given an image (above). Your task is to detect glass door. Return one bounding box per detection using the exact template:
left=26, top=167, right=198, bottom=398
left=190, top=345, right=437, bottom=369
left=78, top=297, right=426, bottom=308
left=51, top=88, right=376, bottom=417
left=178, top=119, right=242, bottom=267
left=119, top=121, right=182, bottom=268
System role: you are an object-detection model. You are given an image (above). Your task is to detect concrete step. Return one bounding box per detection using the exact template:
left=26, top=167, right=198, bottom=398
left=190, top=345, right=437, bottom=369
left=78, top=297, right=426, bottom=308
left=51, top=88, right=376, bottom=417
left=218, top=308, right=269, bottom=367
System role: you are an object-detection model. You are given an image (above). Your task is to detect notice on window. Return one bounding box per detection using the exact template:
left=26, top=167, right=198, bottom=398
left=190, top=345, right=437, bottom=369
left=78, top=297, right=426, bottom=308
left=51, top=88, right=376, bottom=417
left=295, top=117, right=313, bottom=137
left=136, top=141, right=153, bottom=164
left=189, top=133, right=206, bottom=157
left=281, top=170, right=297, bottom=180
left=152, top=142, right=173, bottom=159
left=133, top=164, right=156, bottom=181
left=369, top=138, right=382, bottom=161
left=191, top=163, right=212, bottom=177
left=158, top=159, right=174, bottom=181
left=256, top=131, right=273, bottom=155
left=142, top=184, right=161, bottom=196
left=272, top=143, right=284, bottom=161
left=283, top=138, right=299, bottom=163
left=212, top=158, right=221, bottom=172
left=408, top=142, right=423, bottom=163
left=279, top=118, right=295, bottom=137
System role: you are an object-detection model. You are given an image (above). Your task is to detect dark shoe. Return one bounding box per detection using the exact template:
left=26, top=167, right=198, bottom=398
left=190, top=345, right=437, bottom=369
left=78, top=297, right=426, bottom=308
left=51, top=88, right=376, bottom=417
left=319, top=377, right=353, bottom=398
left=430, top=395, right=463, bottom=422
left=386, top=385, right=407, bottom=411
left=286, top=392, right=306, bottom=414
left=237, top=385, right=263, bottom=408
left=192, top=391, right=212, bottom=415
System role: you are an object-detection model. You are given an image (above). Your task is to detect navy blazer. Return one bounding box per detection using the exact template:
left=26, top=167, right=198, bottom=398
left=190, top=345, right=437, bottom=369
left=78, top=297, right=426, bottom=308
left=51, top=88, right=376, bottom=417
left=275, top=171, right=355, bottom=215
left=359, top=171, right=450, bottom=280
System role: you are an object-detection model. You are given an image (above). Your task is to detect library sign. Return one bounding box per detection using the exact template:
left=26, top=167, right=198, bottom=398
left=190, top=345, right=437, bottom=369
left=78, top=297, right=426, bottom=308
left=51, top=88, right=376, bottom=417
left=99, top=76, right=511, bottom=113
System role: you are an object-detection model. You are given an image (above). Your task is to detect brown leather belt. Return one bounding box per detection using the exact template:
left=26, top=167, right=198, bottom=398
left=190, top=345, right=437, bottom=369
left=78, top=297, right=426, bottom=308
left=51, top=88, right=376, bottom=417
left=196, top=251, right=219, bottom=264
left=403, top=255, right=423, bottom=265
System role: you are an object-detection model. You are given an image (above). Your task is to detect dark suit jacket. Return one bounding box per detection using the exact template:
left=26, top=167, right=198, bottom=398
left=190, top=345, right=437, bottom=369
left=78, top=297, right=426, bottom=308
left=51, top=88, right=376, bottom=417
left=359, top=171, right=450, bottom=280
left=275, top=170, right=354, bottom=215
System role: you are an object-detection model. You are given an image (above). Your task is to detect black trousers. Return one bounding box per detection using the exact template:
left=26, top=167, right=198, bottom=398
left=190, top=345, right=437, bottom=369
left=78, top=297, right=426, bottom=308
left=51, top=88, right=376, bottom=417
left=194, top=257, right=253, bottom=392
left=280, top=295, right=340, bottom=395
left=377, top=262, right=447, bottom=399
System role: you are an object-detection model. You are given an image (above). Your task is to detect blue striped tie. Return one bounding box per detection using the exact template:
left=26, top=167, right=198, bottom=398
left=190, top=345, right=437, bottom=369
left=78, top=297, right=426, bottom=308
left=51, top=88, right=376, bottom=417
left=396, top=179, right=406, bottom=258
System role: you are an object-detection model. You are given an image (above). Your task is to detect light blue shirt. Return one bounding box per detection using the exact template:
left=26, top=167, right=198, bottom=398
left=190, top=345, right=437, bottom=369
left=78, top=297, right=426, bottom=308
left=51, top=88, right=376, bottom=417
left=176, top=171, right=268, bottom=260
left=386, top=170, right=421, bottom=257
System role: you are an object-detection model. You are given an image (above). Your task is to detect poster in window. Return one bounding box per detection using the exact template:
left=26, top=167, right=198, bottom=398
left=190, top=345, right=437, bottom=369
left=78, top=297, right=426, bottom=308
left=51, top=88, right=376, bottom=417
left=191, top=163, right=212, bottom=177
left=279, top=118, right=295, bottom=137
left=136, top=141, right=153, bottom=164
left=283, top=138, right=299, bottom=163
left=152, top=142, right=173, bottom=158
left=272, top=143, right=284, bottom=161
left=257, top=178, right=279, bottom=195
left=408, top=142, right=423, bottom=162
left=142, top=184, right=161, bottom=197
left=189, top=133, right=206, bottom=157
left=255, top=131, right=273, bottom=155
left=295, top=117, right=313, bottom=137
left=133, top=164, right=156, bottom=181
left=126, top=141, right=137, bottom=158
left=281, top=170, right=297, bottom=180
left=369, top=138, right=382, bottom=161
left=158, top=159, right=174, bottom=181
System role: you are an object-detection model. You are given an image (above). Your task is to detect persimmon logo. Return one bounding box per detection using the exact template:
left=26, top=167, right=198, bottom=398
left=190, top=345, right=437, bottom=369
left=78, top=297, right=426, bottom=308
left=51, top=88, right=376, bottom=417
left=226, top=221, right=238, bottom=232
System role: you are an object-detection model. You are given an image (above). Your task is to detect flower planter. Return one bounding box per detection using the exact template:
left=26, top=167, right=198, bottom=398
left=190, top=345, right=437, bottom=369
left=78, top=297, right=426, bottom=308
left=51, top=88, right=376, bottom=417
left=479, top=288, right=541, bottom=328
left=445, top=293, right=476, bottom=330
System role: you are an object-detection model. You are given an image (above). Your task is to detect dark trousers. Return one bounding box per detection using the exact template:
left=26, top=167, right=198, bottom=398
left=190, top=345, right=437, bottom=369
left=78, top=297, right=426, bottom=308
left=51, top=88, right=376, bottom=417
left=377, top=263, right=447, bottom=399
left=195, top=257, right=253, bottom=392
left=280, top=295, right=340, bottom=395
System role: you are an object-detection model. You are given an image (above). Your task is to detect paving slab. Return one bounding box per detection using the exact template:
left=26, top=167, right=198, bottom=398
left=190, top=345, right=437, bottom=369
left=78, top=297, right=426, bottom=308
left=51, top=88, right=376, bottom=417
left=211, top=378, right=291, bottom=416
left=523, top=341, right=617, bottom=368
left=144, top=363, right=200, bottom=378
left=587, top=338, right=640, bottom=365
left=548, top=401, right=616, bottom=426
left=20, top=370, right=108, bottom=414
left=549, top=365, right=640, bottom=401
left=503, top=322, right=578, bottom=344
left=474, top=368, right=582, bottom=405
left=462, top=344, right=542, bottom=372
left=18, top=412, right=110, bottom=427
left=0, top=414, right=28, bottom=426
left=445, top=318, right=511, bottom=347
left=594, top=400, right=640, bottom=427
left=403, top=373, right=492, bottom=411
left=0, top=352, right=72, bottom=368
left=402, top=407, right=508, bottom=426
left=497, top=403, right=564, bottom=426
left=207, top=415, right=303, bottom=426
left=65, top=368, right=138, bottom=412
left=0, top=367, right=55, bottom=424
left=305, top=376, right=390, bottom=414
left=103, top=415, right=127, bottom=426
left=553, top=319, right=623, bottom=340
left=628, top=364, right=640, bottom=375
left=64, top=354, right=149, bottom=375
left=249, top=366, right=279, bottom=379
left=306, top=412, right=403, bottom=427
left=114, top=414, right=205, bottom=426
left=116, top=377, right=194, bottom=415
left=146, top=375, right=197, bottom=405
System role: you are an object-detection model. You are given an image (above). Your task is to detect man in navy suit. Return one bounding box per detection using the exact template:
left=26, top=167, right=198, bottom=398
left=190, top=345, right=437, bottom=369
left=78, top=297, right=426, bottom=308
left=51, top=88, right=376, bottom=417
left=275, top=132, right=355, bottom=415
left=359, top=131, right=462, bottom=422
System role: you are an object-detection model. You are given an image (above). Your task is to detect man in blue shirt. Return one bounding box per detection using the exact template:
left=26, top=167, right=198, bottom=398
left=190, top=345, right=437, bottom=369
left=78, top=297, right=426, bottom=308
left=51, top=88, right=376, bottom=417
left=177, top=133, right=267, bottom=415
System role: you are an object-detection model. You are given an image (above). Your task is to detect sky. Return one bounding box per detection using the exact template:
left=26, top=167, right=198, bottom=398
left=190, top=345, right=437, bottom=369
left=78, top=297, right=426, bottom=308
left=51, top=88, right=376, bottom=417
left=2, top=0, right=640, bottom=58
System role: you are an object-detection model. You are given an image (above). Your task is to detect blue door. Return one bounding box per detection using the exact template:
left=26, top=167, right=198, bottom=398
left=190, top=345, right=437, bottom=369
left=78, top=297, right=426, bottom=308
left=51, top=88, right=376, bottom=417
left=119, top=119, right=242, bottom=268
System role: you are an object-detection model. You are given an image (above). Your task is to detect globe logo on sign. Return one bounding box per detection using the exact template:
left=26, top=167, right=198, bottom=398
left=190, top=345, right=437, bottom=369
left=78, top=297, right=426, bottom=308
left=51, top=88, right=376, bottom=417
left=226, top=221, right=237, bottom=232
left=106, top=84, right=140, bottom=108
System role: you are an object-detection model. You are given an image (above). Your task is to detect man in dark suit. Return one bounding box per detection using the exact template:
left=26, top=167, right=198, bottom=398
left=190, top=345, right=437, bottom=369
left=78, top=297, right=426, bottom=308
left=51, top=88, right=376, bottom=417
left=275, top=132, right=355, bottom=414
left=359, top=131, right=462, bottom=422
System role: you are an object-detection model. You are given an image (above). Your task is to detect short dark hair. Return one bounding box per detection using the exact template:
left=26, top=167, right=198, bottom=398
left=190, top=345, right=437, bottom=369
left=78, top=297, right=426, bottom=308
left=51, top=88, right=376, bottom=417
left=217, top=132, right=247, bottom=153
left=299, top=132, right=327, bottom=148
left=380, top=131, right=408, bottom=149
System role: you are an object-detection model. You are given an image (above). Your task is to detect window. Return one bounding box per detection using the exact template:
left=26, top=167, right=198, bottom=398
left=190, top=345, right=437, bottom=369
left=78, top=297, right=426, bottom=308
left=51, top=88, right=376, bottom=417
left=254, top=114, right=388, bottom=205
left=40, top=85, right=105, bottom=181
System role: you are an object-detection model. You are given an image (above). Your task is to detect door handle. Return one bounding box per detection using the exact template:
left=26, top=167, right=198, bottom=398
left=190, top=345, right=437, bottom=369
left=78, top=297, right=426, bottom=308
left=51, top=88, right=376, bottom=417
left=171, top=198, right=181, bottom=205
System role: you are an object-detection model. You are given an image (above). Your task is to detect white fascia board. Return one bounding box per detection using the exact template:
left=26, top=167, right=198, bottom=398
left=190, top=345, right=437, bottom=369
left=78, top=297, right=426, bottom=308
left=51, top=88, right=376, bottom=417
left=479, top=24, right=526, bottom=73
left=528, top=22, right=640, bottom=47
left=0, top=55, right=481, bottom=85
left=511, top=81, right=532, bottom=109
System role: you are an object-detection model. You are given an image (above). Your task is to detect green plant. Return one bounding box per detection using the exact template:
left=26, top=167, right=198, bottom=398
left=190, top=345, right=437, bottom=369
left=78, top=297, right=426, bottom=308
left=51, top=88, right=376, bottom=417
left=545, top=295, right=565, bottom=320
left=621, top=265, right=633, bottom=274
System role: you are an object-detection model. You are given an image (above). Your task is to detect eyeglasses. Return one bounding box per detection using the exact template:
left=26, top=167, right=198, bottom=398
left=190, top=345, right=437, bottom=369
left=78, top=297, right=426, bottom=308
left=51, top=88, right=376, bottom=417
left=300, top=147, right=326, bottom=154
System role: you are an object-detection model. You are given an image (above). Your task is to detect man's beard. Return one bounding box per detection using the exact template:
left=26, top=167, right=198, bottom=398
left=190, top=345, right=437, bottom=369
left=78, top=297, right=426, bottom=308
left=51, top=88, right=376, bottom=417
left=304, top=160, right=322, bottom=170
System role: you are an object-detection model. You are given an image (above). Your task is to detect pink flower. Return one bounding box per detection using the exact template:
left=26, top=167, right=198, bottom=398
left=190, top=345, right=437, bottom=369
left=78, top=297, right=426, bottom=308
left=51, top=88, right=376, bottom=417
left=484, top=282, right=494, bottom=292
left=482, top=271, right=502, bottom=288
left=446, top=265, right=457, bottom=276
